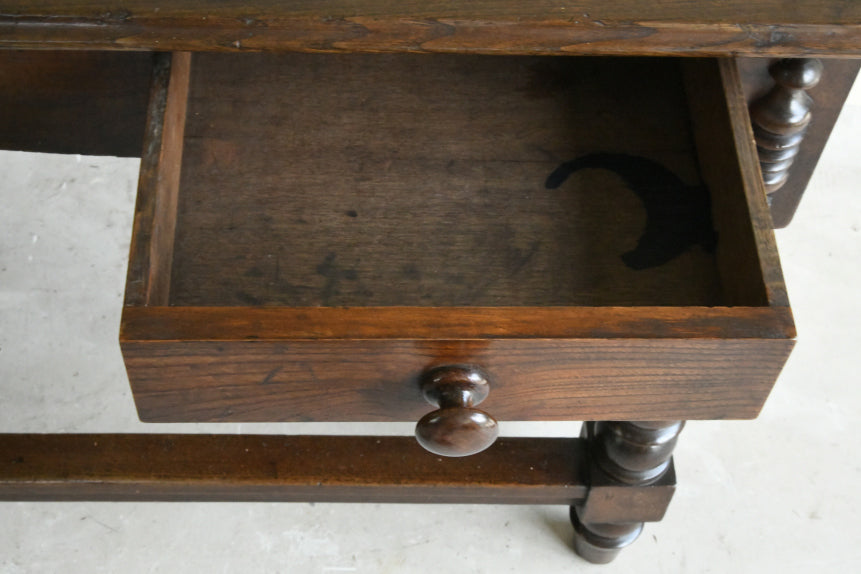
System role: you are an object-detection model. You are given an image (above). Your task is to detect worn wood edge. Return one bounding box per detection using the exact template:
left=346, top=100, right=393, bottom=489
left=147, top=51, right=190, bottom=305
left=717, top=58, right=794, bottom=311
left=123, top=51, right=190, bottom=307
left=0, top=434, right=587, bottom=503
left=120, top=306, right=796, bottom=341
left=1, top=7, right=861, bottom=56
left=122, top=52, right=170, bottom=306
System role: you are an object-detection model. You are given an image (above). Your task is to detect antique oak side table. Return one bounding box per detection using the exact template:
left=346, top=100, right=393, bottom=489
left=1, top=1, right=859, bottom=564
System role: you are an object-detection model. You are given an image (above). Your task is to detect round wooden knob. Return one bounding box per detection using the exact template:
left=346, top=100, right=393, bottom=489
left=415, top=365, right=499, bottom=457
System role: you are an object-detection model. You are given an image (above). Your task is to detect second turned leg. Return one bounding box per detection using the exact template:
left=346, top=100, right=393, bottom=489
left=571, top=420, right=684, bottom=564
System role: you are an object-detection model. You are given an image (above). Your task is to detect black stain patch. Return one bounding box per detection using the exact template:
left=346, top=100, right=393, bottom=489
left=345, top=210, right=358, bottom=218
left=315, top=253, right=359, bottom=305
left=316, top=252, right=339, bottom=305
left=546, top=153, right=717, bottom=270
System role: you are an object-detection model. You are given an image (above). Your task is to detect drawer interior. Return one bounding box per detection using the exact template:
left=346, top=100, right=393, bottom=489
left=162, top=54, right=742, bottom=309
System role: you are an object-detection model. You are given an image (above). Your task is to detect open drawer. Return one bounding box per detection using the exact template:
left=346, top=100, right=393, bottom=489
left=120, top=52, right=794, bottom=424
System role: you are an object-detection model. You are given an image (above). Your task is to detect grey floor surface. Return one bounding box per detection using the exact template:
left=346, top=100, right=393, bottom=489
left=1, top=79, right=859, bottom=573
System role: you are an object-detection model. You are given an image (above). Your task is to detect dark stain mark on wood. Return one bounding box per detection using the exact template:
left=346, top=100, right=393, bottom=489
left=546, top=153, right=717, bottom=270
left=402, top=263, right=421, bottom=280
left=316, top=252, right=340, bottom=305
left=261, top=366, right=282, bottom=385
left=511, top=240, right=542, bottom=276
left=315, top=253, right=360, bottom=305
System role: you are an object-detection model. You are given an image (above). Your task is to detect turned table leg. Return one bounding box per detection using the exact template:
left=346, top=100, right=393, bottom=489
left=749, top=58, right=823, bottom=200
left=571, top=420, right=684, bottom=564
left=739, top=57, right=860, bottom=228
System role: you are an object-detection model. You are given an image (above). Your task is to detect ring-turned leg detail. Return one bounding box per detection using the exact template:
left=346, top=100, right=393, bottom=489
left=571, top=420, right=685, bottom=564
left=570, top=510, right=645, bottom=564
left=749, top=58, right=823, bottom=199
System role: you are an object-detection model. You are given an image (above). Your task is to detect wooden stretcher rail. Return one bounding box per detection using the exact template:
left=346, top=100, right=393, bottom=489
left=0, top=434, right=589, bottom=503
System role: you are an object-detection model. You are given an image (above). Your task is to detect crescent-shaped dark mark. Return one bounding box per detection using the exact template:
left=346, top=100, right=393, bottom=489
left=545, top=152, right=717, bottom=270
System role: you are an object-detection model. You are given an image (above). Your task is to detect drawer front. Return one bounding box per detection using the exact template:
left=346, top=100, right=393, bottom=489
left=124, top=338, right=793, bottom=422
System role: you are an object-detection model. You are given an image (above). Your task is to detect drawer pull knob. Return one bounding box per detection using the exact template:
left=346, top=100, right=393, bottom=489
left=415, top=366, right=499, bottom=457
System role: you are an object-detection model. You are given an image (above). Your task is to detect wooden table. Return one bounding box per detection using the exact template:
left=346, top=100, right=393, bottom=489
left=1, top=1, right=859, bottom=564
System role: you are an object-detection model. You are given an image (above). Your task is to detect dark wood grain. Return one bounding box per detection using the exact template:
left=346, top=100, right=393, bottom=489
left=122, top=338, right=793, bottom=422
left=0, top=434, right=587, bottom=503
left=170, top=54, right=717, bottom=308
left=0, top=1, right=860, bottom=55
left=0, top=50, right=151, bottom=156
left=738, top=58, right=861, bottom=227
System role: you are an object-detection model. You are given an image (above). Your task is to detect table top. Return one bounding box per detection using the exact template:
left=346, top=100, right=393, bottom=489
left=1, top=0, right=860, bottom=56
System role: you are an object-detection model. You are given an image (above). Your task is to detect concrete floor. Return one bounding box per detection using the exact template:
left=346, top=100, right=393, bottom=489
left=1, top=79, right=859, bottom=573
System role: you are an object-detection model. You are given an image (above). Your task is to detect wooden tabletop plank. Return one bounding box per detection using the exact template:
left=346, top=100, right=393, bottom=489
left=1, top=1, right=860, bottom=55
left=2, top=0, right=859, bottom=25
